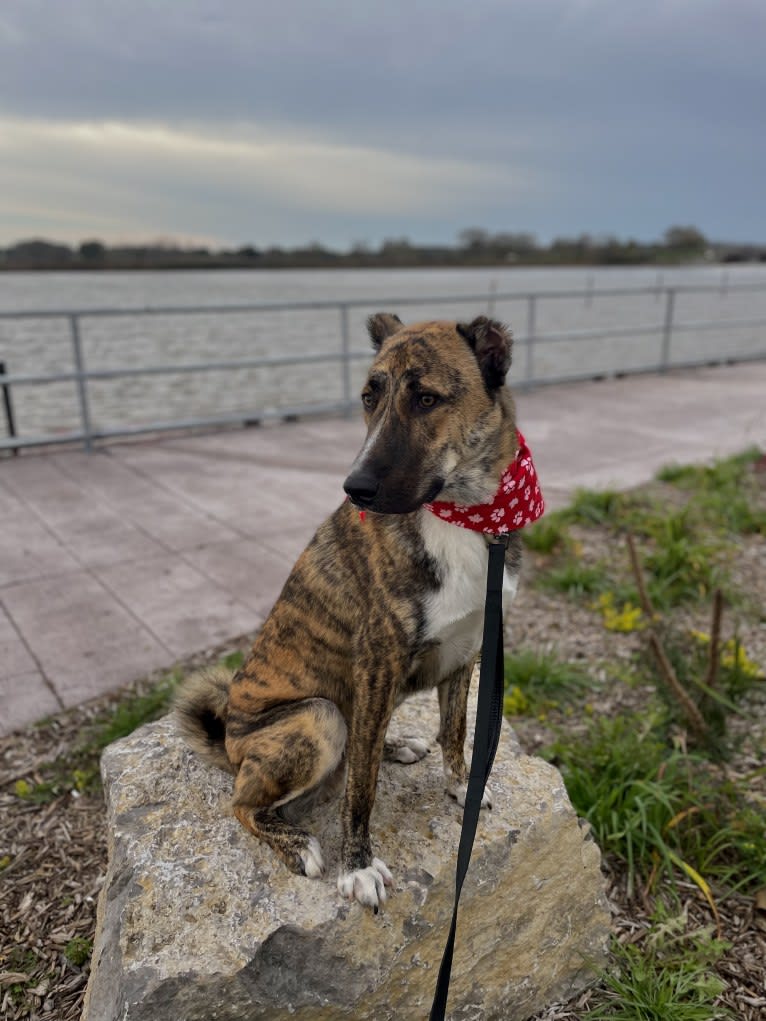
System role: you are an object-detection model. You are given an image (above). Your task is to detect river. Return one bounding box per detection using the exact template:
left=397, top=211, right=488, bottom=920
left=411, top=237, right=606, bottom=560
left=2, top=264, right=765, bottom=441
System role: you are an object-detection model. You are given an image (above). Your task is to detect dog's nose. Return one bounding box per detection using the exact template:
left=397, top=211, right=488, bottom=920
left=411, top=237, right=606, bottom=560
left=343, top=472, right=380, bottom=507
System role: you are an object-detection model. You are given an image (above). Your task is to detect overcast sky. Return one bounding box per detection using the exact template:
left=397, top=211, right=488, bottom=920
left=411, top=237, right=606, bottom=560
left=1, top=1, right=764, bottom=249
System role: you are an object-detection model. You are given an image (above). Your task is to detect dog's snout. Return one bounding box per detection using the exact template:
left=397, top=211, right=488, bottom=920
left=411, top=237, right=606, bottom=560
left=343, top=472, right=380, bottom=507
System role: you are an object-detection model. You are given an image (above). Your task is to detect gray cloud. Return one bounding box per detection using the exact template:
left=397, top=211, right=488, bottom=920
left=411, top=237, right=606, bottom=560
left=1, top=0, right=764, bottom=246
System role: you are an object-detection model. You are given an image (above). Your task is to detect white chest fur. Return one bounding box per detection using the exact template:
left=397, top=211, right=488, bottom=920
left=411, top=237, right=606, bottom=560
left=420, top=512, right=519, bottom=679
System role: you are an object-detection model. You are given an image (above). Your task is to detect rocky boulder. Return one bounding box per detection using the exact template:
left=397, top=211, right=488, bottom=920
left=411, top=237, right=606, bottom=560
left=83, top=689, right=611, bottom=1021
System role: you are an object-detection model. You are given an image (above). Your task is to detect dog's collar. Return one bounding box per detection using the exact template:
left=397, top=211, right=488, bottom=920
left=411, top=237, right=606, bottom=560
left=423, top=430, right=544, bottom=534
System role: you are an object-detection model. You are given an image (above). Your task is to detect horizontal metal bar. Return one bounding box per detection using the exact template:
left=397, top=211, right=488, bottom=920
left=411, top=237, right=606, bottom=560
left=1, top=280, right=765, bottom=321
left=4, top=315, right=766, bottom=386
left=668, top=315, right=766, bottom=333
left=0, top=401, right=358, bottom=450
left=527, top=323, right=664, bottom=344
left=0, top=350, right=371, bottom=386
left=512, top=349, right=766, bottom=391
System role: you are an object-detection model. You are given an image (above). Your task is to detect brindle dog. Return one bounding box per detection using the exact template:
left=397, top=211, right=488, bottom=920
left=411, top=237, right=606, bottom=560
left=175, top=313, right=523, bottom=910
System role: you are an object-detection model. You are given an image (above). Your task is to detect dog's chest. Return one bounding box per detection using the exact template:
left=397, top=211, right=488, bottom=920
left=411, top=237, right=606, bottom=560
left=420, top=513, right=518, bottom=678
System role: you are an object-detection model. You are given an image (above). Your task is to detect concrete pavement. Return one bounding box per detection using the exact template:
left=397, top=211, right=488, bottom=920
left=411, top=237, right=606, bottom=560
left=1, top=362, right=764, bottom=734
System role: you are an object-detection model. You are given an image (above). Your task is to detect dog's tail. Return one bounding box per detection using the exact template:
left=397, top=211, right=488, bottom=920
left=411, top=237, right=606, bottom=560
left=174, top=666, right=235, bottom=774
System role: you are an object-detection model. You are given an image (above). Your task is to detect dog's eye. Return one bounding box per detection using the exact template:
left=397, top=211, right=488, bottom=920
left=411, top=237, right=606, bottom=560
left=418, top=393, right=439, bottom=409
left=361, top=391, right=375, bottom=410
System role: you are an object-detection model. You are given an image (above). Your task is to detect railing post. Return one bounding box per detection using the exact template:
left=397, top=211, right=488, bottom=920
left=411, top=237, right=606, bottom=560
left=525, top=294, right=537, bottom=383
left=0, top=360, right=18, bottom=455
left=660, top=288, right=676, bottom=371
left=340, top=304, right=352, bottom=418
left=69, top=314, right=94, bottom=451
left=488, top=279, right=497, bottom=317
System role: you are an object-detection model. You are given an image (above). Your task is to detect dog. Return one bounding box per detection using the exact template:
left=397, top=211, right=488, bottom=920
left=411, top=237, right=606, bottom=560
left=175, top=313, right=529, bottom=911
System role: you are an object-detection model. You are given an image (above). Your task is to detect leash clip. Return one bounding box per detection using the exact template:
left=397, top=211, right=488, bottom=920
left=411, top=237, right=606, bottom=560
left=487, top=533, right=510, bottom=548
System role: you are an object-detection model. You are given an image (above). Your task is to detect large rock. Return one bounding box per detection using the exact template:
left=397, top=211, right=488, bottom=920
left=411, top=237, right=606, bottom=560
left=83, top=690, right=610, bottom=1021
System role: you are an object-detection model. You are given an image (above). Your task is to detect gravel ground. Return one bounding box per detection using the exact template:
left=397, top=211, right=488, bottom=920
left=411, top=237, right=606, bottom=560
left=1, top=510, right=764, bottom=1020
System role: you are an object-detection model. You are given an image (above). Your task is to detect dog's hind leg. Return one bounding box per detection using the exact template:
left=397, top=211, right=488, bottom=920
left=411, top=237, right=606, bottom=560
left=228, top=697, right=346, bottom=877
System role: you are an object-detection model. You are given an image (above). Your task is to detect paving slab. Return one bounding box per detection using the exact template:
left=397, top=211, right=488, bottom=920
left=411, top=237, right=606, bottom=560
left=49, top=452, right=242, bottom=553
left=93, top=556, right=258, bottom=658
left=182, top=538, right=295, bottom=619
left=2, top=457, right=169, bottom=569
left=1, top=671, right=62, bottom=732
left=0, top=361, right=764, bottom=736
left=1, top=571, right=170, bottom=710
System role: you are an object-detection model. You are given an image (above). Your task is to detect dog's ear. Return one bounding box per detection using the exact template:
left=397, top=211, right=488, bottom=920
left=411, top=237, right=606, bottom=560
left=457, top=316, right=512, bottom=390
left=367, top=312, right=403, bottom=351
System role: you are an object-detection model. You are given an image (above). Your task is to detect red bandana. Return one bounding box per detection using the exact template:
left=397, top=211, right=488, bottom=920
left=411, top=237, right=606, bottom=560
left=424, top=431, right=544, bottom=534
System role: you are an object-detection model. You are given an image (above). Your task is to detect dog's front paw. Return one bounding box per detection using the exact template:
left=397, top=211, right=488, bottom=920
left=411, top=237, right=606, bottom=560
left=447, top=780, right=493, bottom=810
left=299, top=837, right=326, bottom=878
left=385, top=735, right=431, bottom=764
left=337, top=857, right=393, bottom=912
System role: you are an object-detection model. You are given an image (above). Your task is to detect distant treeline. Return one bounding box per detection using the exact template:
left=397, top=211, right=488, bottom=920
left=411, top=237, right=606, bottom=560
left=1, top=226, right=764, bottom=271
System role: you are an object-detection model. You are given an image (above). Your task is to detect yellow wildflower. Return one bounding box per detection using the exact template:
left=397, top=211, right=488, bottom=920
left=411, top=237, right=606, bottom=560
left=597, top=592, right=645, bottom=632
left=503, top=685, right=529, bottom=716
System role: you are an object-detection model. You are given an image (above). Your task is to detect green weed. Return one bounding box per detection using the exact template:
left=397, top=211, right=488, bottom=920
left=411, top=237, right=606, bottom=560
left=504, top=649, right=590, bottom=716
left=641, top=511, right=725, bottom=609
left=222, top=649, right=246, bottom=671
left=64, top=937, right=93, bottom=968
left=564, top=488, right=629, bottom=526
left=538, top=558, right=610, bottom=598
left=88, top=669, right=182, bottom=751
left=522, top=515, right=570, bottom=553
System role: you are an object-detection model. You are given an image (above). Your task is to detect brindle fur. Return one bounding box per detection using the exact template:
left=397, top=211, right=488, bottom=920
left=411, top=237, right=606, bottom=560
left=175, top=314, right=523, bottom=909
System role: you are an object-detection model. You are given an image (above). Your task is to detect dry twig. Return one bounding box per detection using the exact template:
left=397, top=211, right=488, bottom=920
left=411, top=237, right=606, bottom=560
left=626, top=533, right=709, bottom=737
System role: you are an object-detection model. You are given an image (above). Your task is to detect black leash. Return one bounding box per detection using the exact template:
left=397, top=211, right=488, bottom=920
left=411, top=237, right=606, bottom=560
left=429, top=534, right=510, bottom=1021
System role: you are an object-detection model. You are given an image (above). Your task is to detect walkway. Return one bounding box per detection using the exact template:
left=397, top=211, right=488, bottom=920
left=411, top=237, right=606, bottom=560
left=1, top=362, right=764, bottom=734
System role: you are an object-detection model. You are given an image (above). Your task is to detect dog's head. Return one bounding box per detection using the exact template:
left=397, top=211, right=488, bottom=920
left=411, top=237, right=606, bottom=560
left=343, top=313, right=517, bottom=514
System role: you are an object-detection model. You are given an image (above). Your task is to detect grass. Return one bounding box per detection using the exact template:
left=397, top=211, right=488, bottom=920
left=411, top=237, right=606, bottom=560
left=657, top=447, right=766, bottom=536
left=585, top=914, right=731, bottom=1020
left=503, top=648, right=591, bottom=716
left=544, top=711, right=766, bottom=900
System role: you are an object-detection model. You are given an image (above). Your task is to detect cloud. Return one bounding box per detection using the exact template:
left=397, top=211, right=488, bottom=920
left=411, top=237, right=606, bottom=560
left=0, top=115, right=539, bottom=245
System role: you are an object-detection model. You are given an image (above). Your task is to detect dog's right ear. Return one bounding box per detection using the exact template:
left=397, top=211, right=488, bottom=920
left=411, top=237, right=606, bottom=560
left=366, top=312, right=403, bottom=351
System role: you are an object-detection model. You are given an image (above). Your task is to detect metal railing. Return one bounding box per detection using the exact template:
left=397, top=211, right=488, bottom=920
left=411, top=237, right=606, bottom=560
left=1, top=280, right=765, bottom=453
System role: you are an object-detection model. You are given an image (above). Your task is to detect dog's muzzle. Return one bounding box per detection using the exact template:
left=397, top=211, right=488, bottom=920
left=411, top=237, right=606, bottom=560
left=343, top=472, right=444, bottom=514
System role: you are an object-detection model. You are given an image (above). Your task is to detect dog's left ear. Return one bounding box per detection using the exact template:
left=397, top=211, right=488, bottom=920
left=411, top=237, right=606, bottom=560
left=457, top=316, right=512, bottom=390
left=367, top=312, right=403, bottom=351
